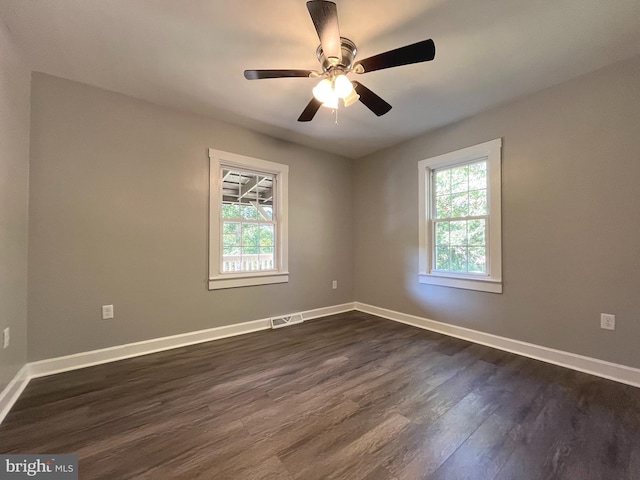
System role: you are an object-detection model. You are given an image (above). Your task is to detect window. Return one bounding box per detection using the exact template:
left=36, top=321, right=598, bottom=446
left=418, top=139, right=502, bottom=293
left=209, top=149, right=288, bottom=289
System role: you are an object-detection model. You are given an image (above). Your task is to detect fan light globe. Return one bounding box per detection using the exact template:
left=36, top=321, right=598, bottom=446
left=334, top=74, right=353, bottom=98
left=322, top=96, right=339, bottom=109
left=313, top=79, right=333, bottom=103
left=343, top=89, right=360, bottom=107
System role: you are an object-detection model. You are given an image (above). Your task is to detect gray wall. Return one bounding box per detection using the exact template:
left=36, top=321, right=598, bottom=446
left=0, top=22, right=30, bottom=390
left=28, top=73, right=354, bottom=361
left=354, top=55, right=640, bottom=369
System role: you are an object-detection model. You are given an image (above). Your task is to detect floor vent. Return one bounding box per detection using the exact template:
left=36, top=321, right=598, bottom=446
left=270, top=313, right=304, bottom=329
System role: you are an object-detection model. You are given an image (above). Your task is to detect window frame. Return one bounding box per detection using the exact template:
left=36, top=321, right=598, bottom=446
left=208, top=149, right=289, bottom=290
left=418, top=139, right=502, bottom=293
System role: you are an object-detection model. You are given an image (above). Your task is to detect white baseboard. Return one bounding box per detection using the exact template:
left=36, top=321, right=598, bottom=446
left=355, top=302, right=640, bottom=389
left=0, top=302, right=355, bottom=424
left=0, top=365, right=30, bottom=425
left=301, top=302, right=355, bottom=321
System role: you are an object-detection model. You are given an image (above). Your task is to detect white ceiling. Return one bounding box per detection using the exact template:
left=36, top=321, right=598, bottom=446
left=2, top=0, right=640, bottom=158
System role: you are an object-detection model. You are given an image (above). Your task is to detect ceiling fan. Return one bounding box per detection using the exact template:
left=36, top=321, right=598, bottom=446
left=243, top=0, right=436, bottom=122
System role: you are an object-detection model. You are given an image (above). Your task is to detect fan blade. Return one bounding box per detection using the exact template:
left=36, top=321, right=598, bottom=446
left=307, top=1, right=341, bottom=64
left=244, top=69, right=317, bottom=80
left=298, top=98, right=323, bottom=122
left=353, top=82, right=392, bottom=116
left=353, top=39, right=435, bottom=74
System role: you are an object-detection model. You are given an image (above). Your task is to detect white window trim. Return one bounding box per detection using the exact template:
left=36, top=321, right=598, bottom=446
left=418, top=139, right=502, bottom=293
left=208, top=149, right=289, bottom=290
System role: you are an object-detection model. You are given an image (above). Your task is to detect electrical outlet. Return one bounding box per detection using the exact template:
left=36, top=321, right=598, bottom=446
left=332, top=280, right=338, bottom=289
left=102, top=305, right=114, bottom=320
left=600, top=313, right=615, bottom=331
left=3, top=328, right=9, bottom=349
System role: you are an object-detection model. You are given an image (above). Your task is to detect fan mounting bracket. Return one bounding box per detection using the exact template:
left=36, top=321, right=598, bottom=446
left=316, top=37, right=357, bottom=72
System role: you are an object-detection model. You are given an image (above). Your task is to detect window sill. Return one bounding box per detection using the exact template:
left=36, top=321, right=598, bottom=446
left=418, top=273, right=502, bottom=293
left=209, top=272, right=289, bottom=290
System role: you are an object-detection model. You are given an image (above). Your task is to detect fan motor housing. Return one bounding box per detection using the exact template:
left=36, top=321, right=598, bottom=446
left=316, top=37, right=357, bottom=71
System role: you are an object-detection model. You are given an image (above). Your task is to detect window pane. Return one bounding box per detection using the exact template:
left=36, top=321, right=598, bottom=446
left=451, top=165, right=468, bottom=193
left=259, top=247, right=275, bottom=270
left=469, top=189, right=487, bottom=216
left=259, top=205, right=273, bottom=220
left=237, top=173, right=274, bottom=205
left=222, top=223, right=238, bottom=244
left=242, top=223, right=259, bottom=246
left=468, top=219, right=485, bottom=246
left=238, top=173, right=254, bottom=200
left=436, top=195, right=451, bottom=218
left=242, top=205, right=260, bottom=220
left=255, top=174, right=272, bottom=204
left=222, top=204, right=241, bottom=219
left=451, top=192, right=469, bottom=218
left=450, top=220, right=467, bottom=246
left=435, top=170, right=451, bottom=195
left=435, top=222, right=450, bottom=246
left=450, top=246, right=468, bottom=272
left=260, top=224, right=275, bottom=246
left=223, top=224, right=240, bottom=249
left=469, top=162, right=487, bottom=190
left=223, top=234, right=240, bottom=247
left=435, top=247, right=450, bottom=270
left=468, top=247, right=486, bottom=273
left=222, top=222, right=240, bottom=235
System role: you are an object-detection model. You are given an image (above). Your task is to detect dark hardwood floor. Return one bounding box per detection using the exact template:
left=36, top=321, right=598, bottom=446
left=2, top=311, right=639, bottom=479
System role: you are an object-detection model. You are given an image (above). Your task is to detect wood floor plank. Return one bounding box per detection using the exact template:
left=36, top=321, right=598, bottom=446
left=381, top=390, right=500, bottom=479
left=1, top=311, right=639, bottom=480
left=428, top=413, right=521, bottom=480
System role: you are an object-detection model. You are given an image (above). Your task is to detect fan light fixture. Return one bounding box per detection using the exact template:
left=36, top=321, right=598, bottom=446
left=312, top=74, right=359, bottom=108
left=243, top=1, right=437, bottom=122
